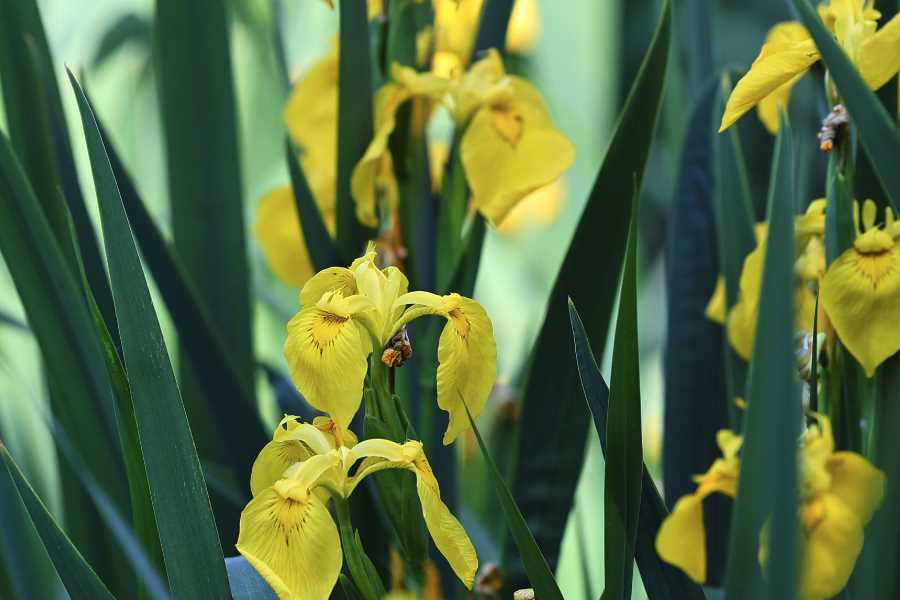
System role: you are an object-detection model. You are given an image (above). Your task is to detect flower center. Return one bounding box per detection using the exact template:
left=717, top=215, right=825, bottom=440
left=448, top=308, right=472, bottom=337
left=850, top=247, right=896, bottom=288
left=270, top=496, right=310, bottom=531
left=310, top=312, right=349, bottom=348
left=800, top=496, right=827, bottom=533
left=491, top=106, right=524, bottom=147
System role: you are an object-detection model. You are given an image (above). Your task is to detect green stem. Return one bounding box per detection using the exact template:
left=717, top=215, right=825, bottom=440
left=334, top=498, right=384, bottom=600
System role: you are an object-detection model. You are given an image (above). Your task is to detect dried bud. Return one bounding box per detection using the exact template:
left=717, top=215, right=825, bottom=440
left=513, top=589, right=536, bottom=600
left=818, top=104, right=848, bottom=153
left=382, top=326, right=413, bottom=368
left=474, top=562, right=504, bottom=595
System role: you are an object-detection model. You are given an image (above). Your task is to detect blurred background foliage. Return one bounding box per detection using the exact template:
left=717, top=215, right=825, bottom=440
left=0, top=0, right=848, bottom=597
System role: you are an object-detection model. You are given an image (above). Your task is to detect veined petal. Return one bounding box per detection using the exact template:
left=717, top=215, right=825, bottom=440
left=462, top=78, right=575, bottom=227
left=435, top=296, right=497, bottom=444
left=799, top=494, right=864, bottom=600
left=249, top=439, right=315, bottom=497
left=237, top=488, right=341, bottom=600
left=255, top=187, right=316, bottom=288
left=655, top=495, right=707, bottom=583
left=826, top=451, right=885, bottom=525
left=754, top=22, right=814, bottom=133
left=284, top=305, right=372, bottom=428
left=857, top=13, right=900, bottom=90
left=299, top=267, right=357, bottom=307
left=821, top=243, right=900, bottom=376
left=413, top=456, right=478, bottom=588
left=719, top=36, right=819, bottom=132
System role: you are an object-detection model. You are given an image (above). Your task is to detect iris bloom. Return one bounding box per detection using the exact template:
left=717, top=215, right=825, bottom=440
left=821, top=200, right=900, bottom=376
left=656, top=415, right=884, bottom=600
left=284, top=247, right=496, bottom=444
left=707, top=200, right=826, bottom=360
left=237, top=416, right=477, bottom=599
left=719, top=0, right=900, bottom=133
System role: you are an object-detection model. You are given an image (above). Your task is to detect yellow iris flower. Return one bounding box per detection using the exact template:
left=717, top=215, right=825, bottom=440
left=821, top=200, right=900, bottom=376
left=284, top=247, right=496, bottom=444
left=707, top=200, right=826, bottom=360
left=237, top=415, right=477, bottom=600
left=719, top=0, right=900, bottom=133
left=656, top=415, right=884, bottom=600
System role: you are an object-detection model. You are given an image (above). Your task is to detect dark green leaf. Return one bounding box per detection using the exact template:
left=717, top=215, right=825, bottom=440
left=286, top=140, right=343, bottom=270
left=473, top=0, right=514, bottom=57
left=570, top=301, right=706, bottom=600
left=724, top=113, right=800, bottom=600
left=92, top=13, right=152, bottom=68
left=68, top=70, right=231, bottom=598
left=155, top=0, right=255, bottom=491
left=0, top=444, right=116, bottom=600
left=225, top=556, right=277, bottom=600
left=336, top=0, right=377, bottom=259
left=0, top=311, right=29, bottom=332
left=792, top=0, right=900, bottom=212
left=602, top=192, right=643, bottom=600
left=466, top=406, right=564, bottom=600
left=506, top=0, right=671, bottom=584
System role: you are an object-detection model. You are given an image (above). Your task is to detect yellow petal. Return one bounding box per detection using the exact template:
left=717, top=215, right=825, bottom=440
left=826, top=451, right=886, bottom=525
left=283, top=47, right=339, bottom=217
left=719, top=35, right=819, bottom=132
left=450, top=48, right=510, bottom=123
left=754, top=22, right=814, bottom=134
left=237, top=488, right=341, bottom=600
left=496, top=178, right=567, bottom=234
left=655, top=495, right=707, bottom=583
left=299, top=267, right=357, bottom=307
left=255, top=187, right=316, bottom=288
left=461, top=78, right=575, bottom=226
left=799, top=494, right=864, bottom=600
left=705, top=277, right=726, bottom=324
left=821, top=243, right=900, bottom=376
left=414, top=457, right=478, bottom=587
left=284, top=302, right=372, bottom=428
left=249, top=439, right=315, bottom=497
left=506, top=0, right=540, bottom=55
left=857, top=13, right=900, bottom=90
left=727, top=236, right=765, bottom=360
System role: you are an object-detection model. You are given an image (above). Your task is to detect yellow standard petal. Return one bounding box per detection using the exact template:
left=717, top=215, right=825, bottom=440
left=798, top=493, right=864, bottom=600
left=754, top=22, right=814, bottom=133
left=255, top=187, right=316, bottom=288
left=719, top=33, right=819, bottom=132
left=283, top=46, right=339, bottom=217
left=461, top=78, right=575, bottom=227
left=249, top=438, right=315, bottom=497
left=821, top=217, right=900, bottom=376
left=237, top=485, right=342, bottom=600
left=857, top=13, right=900, bottom=90
left=284, top=293, right=374, bottom=428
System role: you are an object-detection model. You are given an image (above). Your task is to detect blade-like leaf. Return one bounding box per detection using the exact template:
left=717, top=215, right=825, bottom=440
left=285, top=140, right=343, bottom=270
left=473, top=0, right=514, bottom=57
left=0, top=444, right=116, bottom=600
left=155, top=0, right=255, bottom=490
left=466, top=406, right=564, bottom=600
left=792, top=0, right=900, bottom=211
left=724, top=113, right=800, bottom=599
left=225, top=556, right=277, bottom=600
left=602, top=192, right=643, bottom=600
left=664, top=77, right=731, bottom=585
left=506, top=0, right=671, bottom=584
left=570, top=301, right=707, bottom=600
left=336, top=0, right=377, bottom=259
left=68, top=70, right=231, bottom=598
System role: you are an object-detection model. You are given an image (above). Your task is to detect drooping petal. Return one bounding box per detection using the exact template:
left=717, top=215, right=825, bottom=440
left=236, top=488, right=342, bottom=600
left=857, top=13, right=900, bottom=90
left=655, top=495, right=707, bottom=583
left=461, top=78, right=575, bottom=227
left=798, top=494, right=865, bottom=600
left=754, top=22, right=814, bottom=133
left=284, top=300, right=373, bottom=428
left=249, top=439, right=315, bottom=497
left=283, top=46, right=339, bottom=216
left=255, top=187, right=316, bottom=288
left=413, top=456, right=478, bottom=588
left=826, top=451, right=886, bottom=525
left=821, top=243, right=900, bottom=376
left=719, top=35, right=819, bottom=132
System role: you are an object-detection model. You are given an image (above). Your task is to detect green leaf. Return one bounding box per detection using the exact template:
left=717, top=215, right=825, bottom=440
left=723, top=113, right=800, bottom=599
left=225, top=556, right=277, bottom=600
left=90, top=99, right=267, bottom=490
left=792, top=0, right=900, bottom=212
left=67, top=70, right=231, bottom=598
left=154, top=0, right=255, bottom=484
left=286, top=140, right=343, bottom=270
left=0, top=127, right=130, bottom=582
left=466, top=406, right=564, bottom=600
left=473, top=0, right=514, bottom=56
left=506, top=0, right=671, bottom=584
left=663, top=78, right=731, bottom=585
left=0, top=444, right=116, bottom=600
left=602, top=192, right=643, bottom=600
left=336, top=0, right=377, bottom=260
left=569, top=301, right=706, bottom=600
